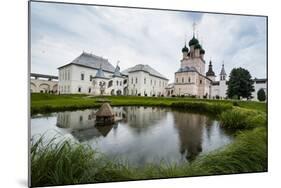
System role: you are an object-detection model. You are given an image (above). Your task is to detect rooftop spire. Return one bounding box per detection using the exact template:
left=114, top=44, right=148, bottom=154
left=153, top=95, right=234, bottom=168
left=95, top=63, right=106, bottom=78
left=113, top=61, right=121, bottom=77
left=206, top=60, right=215, bottom=77
left=220, top=61, right=226, bottom=76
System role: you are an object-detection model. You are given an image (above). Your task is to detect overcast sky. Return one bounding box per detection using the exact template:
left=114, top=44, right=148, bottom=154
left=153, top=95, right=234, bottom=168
left=30, top=2, right=267, bottom=82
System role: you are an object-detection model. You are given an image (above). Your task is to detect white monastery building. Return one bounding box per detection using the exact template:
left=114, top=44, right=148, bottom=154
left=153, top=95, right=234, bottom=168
left=57, top=52, right=168, bottom=96
left=122, top=64, right=168, bottom=96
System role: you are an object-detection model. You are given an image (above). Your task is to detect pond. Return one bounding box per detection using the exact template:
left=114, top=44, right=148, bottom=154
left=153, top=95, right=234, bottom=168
left=31, top=106, right=233, bottom=166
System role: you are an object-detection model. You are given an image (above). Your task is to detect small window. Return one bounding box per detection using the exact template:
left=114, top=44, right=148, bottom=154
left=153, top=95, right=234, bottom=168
left=136, top=78, right=138, bottom=84
left=79, top=116, right=83, bottom=122
left=116, top=81, right=119, bottom=86
left=88, top=88, right=91, bottom=93
left=144, top=78, right=146, bottom=84
left=182, top=77, right=184, bottom=83
left=188, top=77, right=191, bottom=83
left=200, top=80, right=202, bottom=84
left=81, top=73, right=84, bottom=81
left=90, top=75, right=92, bottom=81
left=78, top=87, right=81, bottom=92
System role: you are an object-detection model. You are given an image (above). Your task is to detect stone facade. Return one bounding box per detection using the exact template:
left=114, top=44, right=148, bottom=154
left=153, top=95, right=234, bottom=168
left=57, top=52, right=168, bottom=96
left=122, top=64, right=168, bottom=97
left=30, top=73, right=58, bottom=93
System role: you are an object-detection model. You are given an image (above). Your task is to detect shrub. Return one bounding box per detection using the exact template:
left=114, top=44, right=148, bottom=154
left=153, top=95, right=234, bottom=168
left=170, top=102, right=232, bottom=115
left=220, top=108, right=266, bottom=129
left=232, top=101, right=239, bottom=106
left=257, top=89, right=266, bottom=101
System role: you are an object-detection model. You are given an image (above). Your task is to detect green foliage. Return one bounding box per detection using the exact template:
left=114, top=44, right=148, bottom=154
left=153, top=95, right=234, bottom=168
left=31, top=126, right=267, bottom=186
left=31, top=93, right=266, bottom=115
left=188, top=127, right=267, bottom=175
left=257, top=88, right=266, bottom=101
left=170, top=102, right=232, bottom=115
left=220, top=108, right=266, bottom=129
left=31, top=137, right=97, bottom=187
left=227, top=67, right=255, bottom=99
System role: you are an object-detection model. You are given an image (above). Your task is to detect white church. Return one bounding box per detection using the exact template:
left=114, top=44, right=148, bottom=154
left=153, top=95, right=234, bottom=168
left=165, top=32, right=267, bottom=100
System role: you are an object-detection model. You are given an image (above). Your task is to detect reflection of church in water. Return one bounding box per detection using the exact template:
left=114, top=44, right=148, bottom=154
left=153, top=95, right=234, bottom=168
left=172, top=111, right=207, bottom=161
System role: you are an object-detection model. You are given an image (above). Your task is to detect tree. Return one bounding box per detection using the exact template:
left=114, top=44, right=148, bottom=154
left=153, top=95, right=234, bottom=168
left=227, top=67, right=254, bottom=99
left=257, top=88, right=266, bottom=101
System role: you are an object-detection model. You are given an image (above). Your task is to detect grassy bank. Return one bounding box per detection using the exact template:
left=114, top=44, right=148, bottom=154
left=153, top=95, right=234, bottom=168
left=31, top=127, right=267, bottom=187
left=31, top=93, right=266, bottom=114
left=30, top=93, right=267, bottom=187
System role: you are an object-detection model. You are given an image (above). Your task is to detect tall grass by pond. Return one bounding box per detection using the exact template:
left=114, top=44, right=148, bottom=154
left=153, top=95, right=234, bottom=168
left=220, top=108, right=267, bottom=130
left=31, top=127, right=267, bottom=187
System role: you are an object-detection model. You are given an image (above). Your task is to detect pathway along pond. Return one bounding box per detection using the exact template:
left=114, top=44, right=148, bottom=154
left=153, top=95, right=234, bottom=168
left=31, top=106, right=233, bottom=166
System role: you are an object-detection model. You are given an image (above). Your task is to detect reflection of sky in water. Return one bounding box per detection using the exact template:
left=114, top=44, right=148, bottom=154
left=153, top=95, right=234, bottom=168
left=31, top=107, right=233, bottom=166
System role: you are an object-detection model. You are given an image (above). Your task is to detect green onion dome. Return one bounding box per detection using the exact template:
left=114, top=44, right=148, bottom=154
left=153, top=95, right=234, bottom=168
left=188, top=36, right=199, bottom=46
left=182, top=45, right=189, bottom=53
left=194, top=43, right=202, bottom=49
left=200, top=48, right=205, bottom=54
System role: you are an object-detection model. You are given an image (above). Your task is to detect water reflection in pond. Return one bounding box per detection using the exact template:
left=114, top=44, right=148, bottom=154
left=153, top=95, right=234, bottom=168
left=31, top=107, right=233, bottom=166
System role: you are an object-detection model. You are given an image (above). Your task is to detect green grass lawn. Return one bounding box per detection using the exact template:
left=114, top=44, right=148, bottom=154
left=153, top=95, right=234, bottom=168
left=31, top=93, right=267, bottom=114
left=30, top=93, right=267, bottom=187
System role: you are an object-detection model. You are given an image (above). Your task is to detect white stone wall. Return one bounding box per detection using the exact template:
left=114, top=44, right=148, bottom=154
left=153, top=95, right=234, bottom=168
left=219, top=80, right=228, bottom=99
left=210, top=85, right=220, bottom=99
left=252, top=82, right=267, bottom=101
left=30, top=79, right=58, bottom=93
left=181, top=57, right=205, bottom=75
left=127, top=71, right=168, bottom=96
left=173, top=71, right=211, bottom=98
left=58, top=65, right=113, bottom=94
